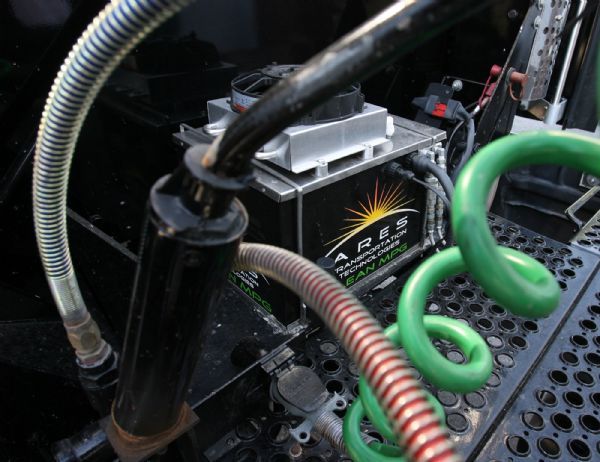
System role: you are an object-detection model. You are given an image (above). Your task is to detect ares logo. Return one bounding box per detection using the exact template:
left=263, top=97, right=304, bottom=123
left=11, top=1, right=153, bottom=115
left=325, top=178, right=418, bottom=259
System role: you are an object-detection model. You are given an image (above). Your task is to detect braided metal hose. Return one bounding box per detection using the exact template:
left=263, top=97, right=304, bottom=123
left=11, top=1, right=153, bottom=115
left=314, top=411, right=377, bottom=455
left=313, top=412, right=346, bottom=453
left=434, top=146, right=447, bottom=240
left=32, top=0, right=193, bottom=362
left=235, top=243, right=458, bottom=462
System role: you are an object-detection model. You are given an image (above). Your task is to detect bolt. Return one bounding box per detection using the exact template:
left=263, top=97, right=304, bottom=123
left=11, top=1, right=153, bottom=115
left=586, top=175, right=599, bottom=186
left=289, top=443, right=303, bottom=459
left=452, top=80, right=463, bottom=92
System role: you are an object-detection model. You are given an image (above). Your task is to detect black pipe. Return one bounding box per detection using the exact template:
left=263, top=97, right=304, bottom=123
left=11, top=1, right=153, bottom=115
left=112, top=145, right=248, bottom=437
left=211, top=0, right=491, bottom=182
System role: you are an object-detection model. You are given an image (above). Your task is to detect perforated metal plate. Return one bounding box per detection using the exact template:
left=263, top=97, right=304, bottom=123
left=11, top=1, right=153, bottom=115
left=208, top=215, right=599, bottom=461
left=478, top=270, right=600, bottom=461
left=522, top=0, right=571, bottom=102
left=571, top=209, right=600, bottom=256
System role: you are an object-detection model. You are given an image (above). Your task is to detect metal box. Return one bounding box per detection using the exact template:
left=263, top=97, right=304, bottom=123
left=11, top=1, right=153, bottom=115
left=175, top=116, right=444, bottom=329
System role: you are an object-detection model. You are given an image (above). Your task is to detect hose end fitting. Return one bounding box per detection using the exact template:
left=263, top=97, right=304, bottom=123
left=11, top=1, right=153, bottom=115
left=65, top=312, right=111, bottom=367
left=382, top=161, right=415, bottom=181
left=407, top=152, right=434, bottom=174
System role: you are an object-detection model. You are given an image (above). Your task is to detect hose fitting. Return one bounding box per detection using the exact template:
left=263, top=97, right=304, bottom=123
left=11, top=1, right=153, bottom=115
left=314, top=411, right=376, bottom=454
left=32, top=0, right=194, bottom=364
left=64, top=313, right=109, bottom=367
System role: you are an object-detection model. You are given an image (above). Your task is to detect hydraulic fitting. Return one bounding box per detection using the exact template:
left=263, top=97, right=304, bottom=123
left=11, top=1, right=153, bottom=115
left=64, top=313, right=110, bottom=367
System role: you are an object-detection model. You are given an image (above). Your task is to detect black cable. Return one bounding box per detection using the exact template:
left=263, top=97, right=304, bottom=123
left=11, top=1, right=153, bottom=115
left=445, top=101, right=478, bottom=167
left=447, top=119, right=466, bottom=152
left=450, top=117, right=476, bottom=182
left=410, top=155, right=454, bottom=201
left=383, top=161, right=452, bottom=248
left=465, top=100, right=479, bottom=112
left=441, top=76, right=486, bottom=87
left=211, top=0, right=495, bottom=179
left=411, top=177, right=451, bottom=210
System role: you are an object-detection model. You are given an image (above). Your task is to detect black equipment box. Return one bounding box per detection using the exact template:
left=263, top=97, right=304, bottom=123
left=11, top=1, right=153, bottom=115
left=175, top=116, right=445, bottom=328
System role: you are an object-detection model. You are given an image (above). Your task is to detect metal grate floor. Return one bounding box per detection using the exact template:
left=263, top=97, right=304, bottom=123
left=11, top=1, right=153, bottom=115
left=209, top=215, right=600, bottom=462
left=477, top=269, right=600, bottom=461
left=571, top=208, right=600, bottom=257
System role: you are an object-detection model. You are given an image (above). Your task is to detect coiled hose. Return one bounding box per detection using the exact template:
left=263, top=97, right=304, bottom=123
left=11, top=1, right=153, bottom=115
left=344, top=131, right=600, bottom=460
left=32, top=0, right=192, bottom=361
left=234, top=243, right=459, bottom=462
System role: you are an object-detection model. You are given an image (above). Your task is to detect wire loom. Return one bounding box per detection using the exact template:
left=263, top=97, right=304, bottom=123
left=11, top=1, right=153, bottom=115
left=344, top=94, right=600, bottom=461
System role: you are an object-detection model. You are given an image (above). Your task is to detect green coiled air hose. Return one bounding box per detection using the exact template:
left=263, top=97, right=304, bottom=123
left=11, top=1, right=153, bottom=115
left=343, top=74, right=600, bottom=462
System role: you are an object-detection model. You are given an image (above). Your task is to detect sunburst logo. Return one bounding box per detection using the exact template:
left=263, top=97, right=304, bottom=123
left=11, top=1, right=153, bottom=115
left=325, top=179, right=417, bottom=257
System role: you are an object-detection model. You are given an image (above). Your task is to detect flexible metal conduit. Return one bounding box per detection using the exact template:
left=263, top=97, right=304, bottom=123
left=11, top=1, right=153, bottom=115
left=234, top=243, right=458, bottom=462
left=32, top=0, right=192, bottom=362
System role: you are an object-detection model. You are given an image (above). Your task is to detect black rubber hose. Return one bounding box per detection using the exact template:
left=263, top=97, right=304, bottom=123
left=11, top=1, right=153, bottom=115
left=410, top=155, right=454, bottom=201
left=412, top=177, right=451, bottom=211
left=383, top=161, right=451, bottom=209
left=450, top=117, right=475, bottom=182
left=211, top=0, right=492, bottom=178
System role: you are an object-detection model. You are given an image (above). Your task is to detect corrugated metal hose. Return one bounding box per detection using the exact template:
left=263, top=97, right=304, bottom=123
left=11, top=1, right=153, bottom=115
left=32, top=0, right=193, bottom=362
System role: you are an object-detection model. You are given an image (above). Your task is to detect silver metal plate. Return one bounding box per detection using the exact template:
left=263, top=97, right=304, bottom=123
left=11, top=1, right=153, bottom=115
left=522, top=0, right=571, bottom=102
left=206, top=98, right=389, bottom=174
left=248, top=119, right=442, bottom=202
left=174, top=116, right=445, bottom=202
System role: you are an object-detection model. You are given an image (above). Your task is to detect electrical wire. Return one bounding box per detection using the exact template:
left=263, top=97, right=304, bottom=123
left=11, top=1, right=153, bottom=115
left=441, top=75, right=486, bottom=87
left=411, top=177, right=451, bottom=211
left=384, top=161, right=452, bottom=250
left=447, top=102, right=483, bottom=181
left=412, top=176, right=453, bottom=252
left=411, top=157, right=455, bottom=202
left=449, top=117, right=476, bottom=182
left=446, top=101, right=479, bottom=164
left=447, top=120, right=466, bottom=148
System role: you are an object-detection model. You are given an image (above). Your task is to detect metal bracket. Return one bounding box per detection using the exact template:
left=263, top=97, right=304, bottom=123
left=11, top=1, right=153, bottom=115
left=260, top=345, right=296, bottom=376
left=288, top=394, right=347, bottom=444
left=565, top=185, right=600, bottom=229
left=524, top=97, right=568, bottom=124
left=270, top=365, right=347, bottom=444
